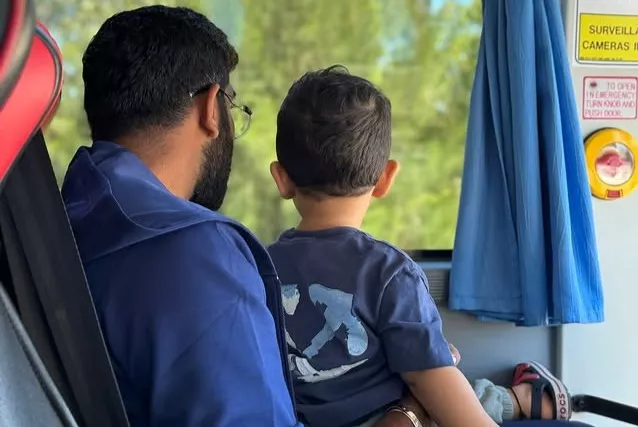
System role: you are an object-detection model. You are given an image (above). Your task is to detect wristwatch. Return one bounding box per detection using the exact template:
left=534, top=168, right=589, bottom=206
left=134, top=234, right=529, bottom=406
left=386, top=404, right=423, bottom=427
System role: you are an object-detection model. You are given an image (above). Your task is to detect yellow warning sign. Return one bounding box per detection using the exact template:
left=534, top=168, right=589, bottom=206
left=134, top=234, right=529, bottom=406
left=578, top=13, right=638, bottom=63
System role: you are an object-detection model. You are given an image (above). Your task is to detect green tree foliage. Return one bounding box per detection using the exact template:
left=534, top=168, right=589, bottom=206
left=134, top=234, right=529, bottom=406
left=37, top=0, right=481, bottom=249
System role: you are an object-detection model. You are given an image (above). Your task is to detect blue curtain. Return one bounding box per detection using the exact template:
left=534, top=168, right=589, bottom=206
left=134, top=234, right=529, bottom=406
left=448, top=0, right=604, bottom=326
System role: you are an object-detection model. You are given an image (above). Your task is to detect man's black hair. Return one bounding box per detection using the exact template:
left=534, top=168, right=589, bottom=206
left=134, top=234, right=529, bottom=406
left=276, top=65, right=392, bottom=197
left=82, top=5, right=238, bottom=141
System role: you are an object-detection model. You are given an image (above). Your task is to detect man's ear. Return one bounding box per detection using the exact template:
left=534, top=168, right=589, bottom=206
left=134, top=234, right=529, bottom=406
left=270, top=161, right=296, bottom=199
left=200, top=83, right=221, bottom=139
left=372, top=160, right=400, bottom=198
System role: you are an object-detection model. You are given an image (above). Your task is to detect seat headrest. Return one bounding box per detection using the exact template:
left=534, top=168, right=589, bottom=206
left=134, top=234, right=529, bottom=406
left=0, top=20, right=63, bottom=184
left=0, top=0, right=35, bottom=108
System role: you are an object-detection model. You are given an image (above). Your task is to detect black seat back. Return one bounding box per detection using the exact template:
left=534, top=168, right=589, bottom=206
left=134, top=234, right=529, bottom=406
left=0, top=132, right=130, bottom=427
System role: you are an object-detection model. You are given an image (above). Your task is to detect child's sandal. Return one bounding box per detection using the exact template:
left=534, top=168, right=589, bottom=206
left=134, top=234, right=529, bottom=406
left=511, top=361, right=572, bottom=420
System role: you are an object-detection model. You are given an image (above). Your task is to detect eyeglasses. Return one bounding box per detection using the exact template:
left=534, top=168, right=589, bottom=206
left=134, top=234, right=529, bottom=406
left=190, top=85, right=253, bottom=139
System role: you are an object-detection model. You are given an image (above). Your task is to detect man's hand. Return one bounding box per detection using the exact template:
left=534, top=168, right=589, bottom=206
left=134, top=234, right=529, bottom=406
left=373, top=409, right=435, bottom=427
left=372, top=342, right=461, bottom=427
left=373, top=411, right=420, bottom=427
left=373, top=394, right=434, bottom=427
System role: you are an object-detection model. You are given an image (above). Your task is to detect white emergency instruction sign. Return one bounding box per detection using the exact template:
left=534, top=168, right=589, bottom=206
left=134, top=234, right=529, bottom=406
left=582, top=76, right=638, bottom=120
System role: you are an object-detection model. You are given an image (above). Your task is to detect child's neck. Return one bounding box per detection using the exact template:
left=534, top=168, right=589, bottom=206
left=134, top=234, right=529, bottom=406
left=295, top=193, right=371, bottom=232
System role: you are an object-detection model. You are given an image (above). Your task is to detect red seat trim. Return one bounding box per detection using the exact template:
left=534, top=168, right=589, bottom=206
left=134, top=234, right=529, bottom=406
left=0, top=0, right=35, bottom=107
left=0, top=22, right=63, bottom=183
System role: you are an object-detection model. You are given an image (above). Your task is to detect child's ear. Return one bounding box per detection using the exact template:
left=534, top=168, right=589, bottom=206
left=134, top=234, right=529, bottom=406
left=270, top=161, right=296, bottom=199
left=372, top=160, right=400, bottom=198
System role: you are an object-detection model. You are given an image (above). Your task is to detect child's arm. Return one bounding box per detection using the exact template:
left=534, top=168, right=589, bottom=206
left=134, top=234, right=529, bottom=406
left=377, top=264, right=497, bottom=427
left=402, top=367, right=497, bottom=427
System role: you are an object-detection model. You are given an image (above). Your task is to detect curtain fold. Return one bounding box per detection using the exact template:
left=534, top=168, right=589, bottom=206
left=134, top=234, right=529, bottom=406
left=449, top=0, right=604, bottom=326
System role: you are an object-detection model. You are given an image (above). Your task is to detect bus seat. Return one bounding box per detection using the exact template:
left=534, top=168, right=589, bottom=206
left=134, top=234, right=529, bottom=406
left=0, top=8, right=129, bottom=427
left=0, top=3, right=76, bottom=425
left=0, top=283, right=77, bottom=427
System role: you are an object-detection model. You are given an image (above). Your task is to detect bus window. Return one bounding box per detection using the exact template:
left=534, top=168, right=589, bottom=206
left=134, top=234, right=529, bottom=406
left=37, top=0, right=481, bottom=251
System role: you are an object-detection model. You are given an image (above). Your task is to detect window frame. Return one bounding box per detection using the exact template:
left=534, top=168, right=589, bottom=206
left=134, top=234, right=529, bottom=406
left=408, top=249, right=453, bottom=262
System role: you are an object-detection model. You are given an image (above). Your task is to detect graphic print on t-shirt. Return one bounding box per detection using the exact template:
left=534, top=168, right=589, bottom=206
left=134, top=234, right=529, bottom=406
left=282, top=283, right=369, bottom=383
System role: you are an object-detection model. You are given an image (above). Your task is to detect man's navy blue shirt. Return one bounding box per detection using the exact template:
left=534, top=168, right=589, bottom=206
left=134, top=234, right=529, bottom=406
left=61, top=141, right=301, bottom=427
left=268, top=227, right=454, bottom=427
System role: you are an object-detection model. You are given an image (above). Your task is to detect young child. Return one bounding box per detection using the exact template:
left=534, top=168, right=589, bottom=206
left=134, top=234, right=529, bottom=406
left=267, top=65, right=571, bottom=427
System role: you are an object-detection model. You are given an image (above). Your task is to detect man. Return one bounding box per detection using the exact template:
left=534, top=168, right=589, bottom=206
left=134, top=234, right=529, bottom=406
left=61, top=6, right=301, bottom=426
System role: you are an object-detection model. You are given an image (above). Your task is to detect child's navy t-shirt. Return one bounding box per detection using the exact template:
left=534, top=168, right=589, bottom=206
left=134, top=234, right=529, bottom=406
left=268, top=227, right=454, bottom=427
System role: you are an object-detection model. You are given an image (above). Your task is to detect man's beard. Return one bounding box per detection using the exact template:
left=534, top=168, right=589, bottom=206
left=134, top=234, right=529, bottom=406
left=191, top=108, right=234, bottom=211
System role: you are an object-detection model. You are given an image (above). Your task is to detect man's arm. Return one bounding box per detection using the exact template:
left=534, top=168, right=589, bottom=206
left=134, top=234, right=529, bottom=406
left=377, top=264, right=496, bottom=427
left=110, top=222, right=301, bottom=427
